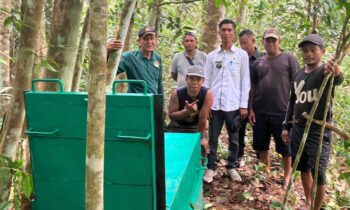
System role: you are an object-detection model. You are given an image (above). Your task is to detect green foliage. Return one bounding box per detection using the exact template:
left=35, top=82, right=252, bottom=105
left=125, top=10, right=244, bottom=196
left=270, top=201, right=292, bottom=210
left=0, top=7, right=23, bottom=32
left=34, top=58, right=57, bottom=74
left=0, top=155, right=33, bottom=210
left=237, top=192, right=254, bottom=202
left=215, top=0, right=229, bottom=7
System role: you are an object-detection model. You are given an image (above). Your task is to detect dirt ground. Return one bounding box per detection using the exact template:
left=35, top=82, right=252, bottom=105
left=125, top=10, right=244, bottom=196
left=203, top=128, right=307, bottom=210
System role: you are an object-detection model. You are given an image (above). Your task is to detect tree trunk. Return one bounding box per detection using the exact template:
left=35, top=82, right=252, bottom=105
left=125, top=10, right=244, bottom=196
left=201, top=0, right=225, bottom=53
left=85, top=0, right=107, bottom=209
left=44, top=0, right=54, bottom=41
left=311, top=0, right=320, bottom=33
left=32, top=9, right=47, bottom=84
left=148, top=0, right=162, bottom=32
left=236, top=2, right=247, bottom=29
left=114, top=6, right=136, bottom=93
left=123, top=14, right=135, bottom=52
left=0, top=0, right=12, bottom=88
left=106, top=0, right=137, bottom=91
left=72, top=10, right=90, bottom=92
left=0, top=0, right=44, bottom=204
left=45, top=0, right=84, bottom=91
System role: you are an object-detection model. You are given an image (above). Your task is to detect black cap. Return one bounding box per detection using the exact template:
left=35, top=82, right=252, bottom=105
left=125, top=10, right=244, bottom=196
left=138, top=26, right=156, bottom=38
left=299, top=34, right=324, bottom=48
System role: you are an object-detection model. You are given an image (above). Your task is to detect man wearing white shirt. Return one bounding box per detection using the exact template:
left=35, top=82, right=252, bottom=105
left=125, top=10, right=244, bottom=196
left=203, top=19, right=250, bottom=183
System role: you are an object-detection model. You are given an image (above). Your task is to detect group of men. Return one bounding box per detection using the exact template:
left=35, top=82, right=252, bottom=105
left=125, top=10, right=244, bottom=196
left=107, top=18, right=343, bottom=210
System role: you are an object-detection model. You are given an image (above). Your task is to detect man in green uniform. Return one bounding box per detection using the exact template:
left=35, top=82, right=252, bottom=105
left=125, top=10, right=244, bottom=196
left=107, top=26, right=163, bottom=95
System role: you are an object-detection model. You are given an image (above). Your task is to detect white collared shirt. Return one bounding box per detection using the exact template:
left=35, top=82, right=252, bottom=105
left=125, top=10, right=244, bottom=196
left=204, top=45, right=250, bottom=111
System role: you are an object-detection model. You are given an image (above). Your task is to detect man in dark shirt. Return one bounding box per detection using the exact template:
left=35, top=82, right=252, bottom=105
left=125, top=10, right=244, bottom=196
left=238, top=29, right=264, bottom=166
left=249, top=28, right=299, bottom=188
left=282, top=34, right=343, bottom=210
left=168, top=65, right=214, bottom=156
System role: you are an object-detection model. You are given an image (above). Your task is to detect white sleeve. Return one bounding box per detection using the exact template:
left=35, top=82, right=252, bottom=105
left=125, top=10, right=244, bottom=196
left=240, top=51, right=250, bottom=108
left=204, top=53, right=213, bottom=88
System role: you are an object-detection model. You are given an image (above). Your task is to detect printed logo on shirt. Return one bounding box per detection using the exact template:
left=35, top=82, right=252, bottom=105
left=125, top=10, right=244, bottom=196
left=215, top=61, right=223, bottom=69
left=295, top=80, right=318, bottom=104
left=153, top=60, right=160, bottom=69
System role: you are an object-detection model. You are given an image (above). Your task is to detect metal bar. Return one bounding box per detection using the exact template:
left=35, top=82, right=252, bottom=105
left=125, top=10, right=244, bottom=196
left=32, top=79, right=64, bottom=92
left=25, top=129, right=59, bottom=136
left=116, top=133, right=151, bottom=140
left=112, top=80, right=147, bottom=95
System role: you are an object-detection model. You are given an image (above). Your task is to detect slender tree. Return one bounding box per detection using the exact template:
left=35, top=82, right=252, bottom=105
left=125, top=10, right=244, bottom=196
left=45, top=0, right=84, bottom=91
left=85, top=0, right=107, bottom=209
left=0, top=0, right=44, bottom=204
left=0, top=0, right=12, bottom=88
left=114, top=10, right=137, bottom=93
left=124, top=14, right=135, bottom=52
left=32, top=9, right=47, bottom=82
left=72, top=9, right=90, bottom=92
left=236, top=1, right=247, bottom=29
left=149, top=0, right=162, bottom=32
left=311, top=0, right=320, bottom=33
left=201, top=0, right=225, bottom=53
left=106, top=0, right=137, bottom=90
left=114, top=12, right=135, bottom=93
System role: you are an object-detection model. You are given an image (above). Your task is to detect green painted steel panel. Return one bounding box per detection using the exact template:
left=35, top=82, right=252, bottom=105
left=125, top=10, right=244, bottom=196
left=29, top=137, right=85, bottom=181
left=25, top=83, right=204, bottom=210
left=31, top=180, right=85, bottom=210
left=104, top=94, right=157, bottom=210
left=25, top=90, right=160, bottom=210
left=25, top=92, right=87, bottom=209
left=165, top=133, right=204, bottom=210
left=25, top=92, right=88, bottom=139
left=104, top=185, right=152, bottom=210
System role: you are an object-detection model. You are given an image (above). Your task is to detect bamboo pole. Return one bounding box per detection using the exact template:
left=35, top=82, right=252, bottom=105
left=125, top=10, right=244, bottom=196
left=311, top=75, right=334, bottom=210
left=302, top=112, right=350, bottom=140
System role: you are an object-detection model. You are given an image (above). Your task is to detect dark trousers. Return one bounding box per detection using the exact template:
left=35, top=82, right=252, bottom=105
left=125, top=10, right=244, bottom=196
left=238, top=118, right=248, bottom=159
left=207, top=110, right=241, bottom=170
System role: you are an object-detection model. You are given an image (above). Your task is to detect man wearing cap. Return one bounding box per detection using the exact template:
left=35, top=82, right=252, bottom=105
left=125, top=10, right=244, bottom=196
left=170, top=32, right=207, bottom=88
left=282, top=34, right=343, bottom=210
left=168, top=65, right=214, bottom=156
left=107, top=26, right=163, bottom=95
left=248, top=27, right=299, bottom=188
left=237, top=29, right=265, bottom=166
left=203, top=19, right=250, bottom=183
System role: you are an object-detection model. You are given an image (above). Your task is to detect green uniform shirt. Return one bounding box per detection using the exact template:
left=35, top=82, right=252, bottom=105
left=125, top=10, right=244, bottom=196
left=118, top=50, right=163, bottom=95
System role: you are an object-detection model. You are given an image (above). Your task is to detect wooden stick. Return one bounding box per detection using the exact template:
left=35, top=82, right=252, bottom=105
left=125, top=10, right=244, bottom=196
left=302, top=112, right=350, bottom=140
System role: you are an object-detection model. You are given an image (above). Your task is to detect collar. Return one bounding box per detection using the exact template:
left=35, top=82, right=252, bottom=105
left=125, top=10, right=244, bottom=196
left=219, top=44, right=235, bottom=53
left=184, top=49, right=197, bottom=57
left=251, top=47, right=259, bottom=59
left=138, top=49, right=155, bottom=61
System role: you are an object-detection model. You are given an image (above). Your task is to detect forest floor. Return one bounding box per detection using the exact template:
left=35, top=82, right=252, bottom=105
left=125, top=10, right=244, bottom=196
left=203, top=127, right=318, bottom=210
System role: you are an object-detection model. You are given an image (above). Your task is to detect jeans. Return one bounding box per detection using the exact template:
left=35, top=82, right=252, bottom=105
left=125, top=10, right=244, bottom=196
left=207, top=109, right=241, bottom=170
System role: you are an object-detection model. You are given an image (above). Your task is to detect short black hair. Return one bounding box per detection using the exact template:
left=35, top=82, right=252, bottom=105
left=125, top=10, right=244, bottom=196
left=239, top=29, right=254, bottom=38
left=183, top=31, right=197, bottom=40
left=219, top=19, right=236, bottom=30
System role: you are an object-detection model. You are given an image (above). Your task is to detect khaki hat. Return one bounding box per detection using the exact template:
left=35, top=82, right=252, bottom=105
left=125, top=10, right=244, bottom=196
left=263, top=27, right=280, bottom=39
left=186, top=65, right=205, bottom=78
left=138, top=26, right=156, bottom=38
